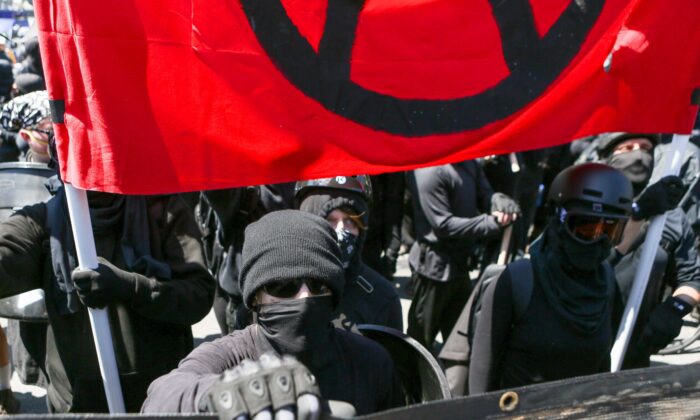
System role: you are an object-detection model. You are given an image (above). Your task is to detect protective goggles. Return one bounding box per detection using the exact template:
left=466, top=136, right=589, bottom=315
left=262, top=279, right=330, bottom=299
left=560, top=209, right=627, bottom=244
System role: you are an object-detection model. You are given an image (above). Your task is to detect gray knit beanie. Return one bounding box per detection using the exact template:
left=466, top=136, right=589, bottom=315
left=240, top=210, right=345, bottom=308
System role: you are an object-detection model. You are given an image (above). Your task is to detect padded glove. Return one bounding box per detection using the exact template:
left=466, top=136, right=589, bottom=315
left=632, top=176, right=686, bottom=220
left=71, top=257, right=143, bottom=309
left=638, top=296, right=692, bottom=353
left=203, top=353, right=322, bottom=420
left=490, top=193, right=521, bottom=216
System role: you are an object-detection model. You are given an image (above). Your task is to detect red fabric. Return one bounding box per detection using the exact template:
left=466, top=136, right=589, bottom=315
left=36, top=0, right=700, bottom=194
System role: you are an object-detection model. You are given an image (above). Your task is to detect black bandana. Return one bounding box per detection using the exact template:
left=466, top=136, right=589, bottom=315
left=529, top=223, right=613, bottom=335
left=256, top=295, right=335, bottom=367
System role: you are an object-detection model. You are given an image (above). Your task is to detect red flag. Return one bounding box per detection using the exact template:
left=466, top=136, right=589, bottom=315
left=36, top=0, right=700, bottom=194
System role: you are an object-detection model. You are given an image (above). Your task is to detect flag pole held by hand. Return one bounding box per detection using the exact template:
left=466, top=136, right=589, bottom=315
left=64, top=184, right=126, bottom=413
left=610, top=133, right=690, bottom=372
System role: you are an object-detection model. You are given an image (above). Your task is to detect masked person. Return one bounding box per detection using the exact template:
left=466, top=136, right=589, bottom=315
left=596, top=133, right=700, bottom=368
left=468, top=163, right=632, bottom=394
left=198, top=182, right=296, bottom=336
left=295, top=176, right=403, bottom=332
left=142, top=210, right=404, bottom=416
left=0, top=90, right=52, bottom=163
left=406, top=161, right=520, bottom=349
left=0, top=183, right=215, bottom=412
left=0, top=90, right=56, bottom=413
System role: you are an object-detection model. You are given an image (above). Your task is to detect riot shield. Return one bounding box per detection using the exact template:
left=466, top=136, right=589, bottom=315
left=359, top=363, right=700, bottom=419
left=0, top=162, right=54, bottom=321
left=357, top=324, right=451, bottom=404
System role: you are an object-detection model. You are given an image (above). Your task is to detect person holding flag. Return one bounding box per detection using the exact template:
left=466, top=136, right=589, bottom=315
left=595, top=133, right=700, bottom=368
left=0, top=174, right=215, bottom=412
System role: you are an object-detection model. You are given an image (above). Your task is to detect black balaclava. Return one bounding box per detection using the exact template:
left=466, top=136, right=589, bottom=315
left=298, top=190, right=368, bottom=271
left=528, top=217, right=613, bottom=334
left=256, top=296, right=335, bottom=363
left=239, top=211, right=345, bottom=363
left=607, top=149, right=654, bottom=196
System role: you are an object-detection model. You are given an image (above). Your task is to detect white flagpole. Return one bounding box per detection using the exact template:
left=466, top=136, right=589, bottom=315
left=610, top=133, right=690, bottom=372
left=64, top=183, right=126, bottom=413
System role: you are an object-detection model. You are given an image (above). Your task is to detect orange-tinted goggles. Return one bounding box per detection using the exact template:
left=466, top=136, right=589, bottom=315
left=564, top=213, right=627, bottom=244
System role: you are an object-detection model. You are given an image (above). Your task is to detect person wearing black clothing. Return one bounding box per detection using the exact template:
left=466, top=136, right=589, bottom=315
left=0, top=189, right=215, bottom=412
left=198, top=182, right=296, bottom=335
left=197, top=187, right=264, bottom=334
left=363, top=173, right=405, bottom=280
left=142, top=210, right=403, bottom=416
left=406, top=161, right=519, bottom=348
left=468, top=163, right=632, bottom=394
left=296, top=176, right=403, bottom=332
left=595, top=133, right=700, bottom=368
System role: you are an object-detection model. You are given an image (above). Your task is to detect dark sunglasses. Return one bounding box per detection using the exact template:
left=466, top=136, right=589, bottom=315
left=262, top=279, right=330, bottom=299
left=565, top=213, right=626, bottom=244
left=32, top=128, right=53, bottom=137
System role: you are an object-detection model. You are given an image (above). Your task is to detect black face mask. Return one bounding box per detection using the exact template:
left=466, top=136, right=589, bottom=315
left=256, top=295, right=335, bottom=359
left=335, top=228, right=358, bottom=269
left=607, top=149, right=653, bottom=195
left=557, top=222, right=611, bottom=273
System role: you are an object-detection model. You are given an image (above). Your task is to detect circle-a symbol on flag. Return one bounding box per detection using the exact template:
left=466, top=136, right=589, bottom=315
left=240, top=0, right=604, bottom=136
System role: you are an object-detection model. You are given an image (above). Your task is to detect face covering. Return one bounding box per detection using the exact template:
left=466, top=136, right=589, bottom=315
left=607, top=149, right=653, bottom=195
left=557, top=222, right=612, bottom=273
left=256, top=295, right=335, bottom=359
left=529, top=224, right=613, bottom=335
left=335, top=228, right=358, bottom=269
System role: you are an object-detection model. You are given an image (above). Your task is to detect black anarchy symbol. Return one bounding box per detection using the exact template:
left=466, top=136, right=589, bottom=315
left=240, top=0, right=605, bottom=136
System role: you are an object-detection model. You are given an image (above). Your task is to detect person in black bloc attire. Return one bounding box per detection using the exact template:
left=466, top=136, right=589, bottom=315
left=142, top=210, right=404, bottom=417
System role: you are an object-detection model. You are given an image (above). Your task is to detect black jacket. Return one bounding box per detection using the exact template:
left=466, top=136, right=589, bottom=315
left=407, top=161, right=501, bottom=282
left=141, top=324, right=404, bottom=416
left=0, top=194, right=215, bottom=412
left=468, top=265, right=613, bottom=394
left=334, top=263, right=403, bottom=332
left=612, top=208, right=700, bottom=368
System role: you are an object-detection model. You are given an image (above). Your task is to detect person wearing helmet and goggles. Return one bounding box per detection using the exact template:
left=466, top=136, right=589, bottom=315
left=469, top=163, right=632, bottom=394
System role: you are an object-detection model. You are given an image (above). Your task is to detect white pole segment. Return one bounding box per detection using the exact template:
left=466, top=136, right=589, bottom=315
left=64, top=183, right=126, bottom=413
left=610, top=134, right=690, bottom=372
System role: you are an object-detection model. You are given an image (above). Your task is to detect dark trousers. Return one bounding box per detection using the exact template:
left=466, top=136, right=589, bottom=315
left=407, top=272, right=471, bottom=350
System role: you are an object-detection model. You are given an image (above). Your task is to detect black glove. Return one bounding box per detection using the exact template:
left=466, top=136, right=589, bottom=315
left=71, top=257, right=143, bottom=309
left=490, top=192, right=521, bottom=215
left=632, top=175, right=686, bottom=220
left=637, top=296, right=693, bottom=353
left=202, top=353, right=322, bottom=420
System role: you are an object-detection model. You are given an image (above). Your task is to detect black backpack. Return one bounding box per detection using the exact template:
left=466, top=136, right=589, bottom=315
left=439, top=258, right=534, bottom=396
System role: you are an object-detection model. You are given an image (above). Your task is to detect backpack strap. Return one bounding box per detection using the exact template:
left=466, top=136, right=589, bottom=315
left=506, top=258, right=534, bottom=322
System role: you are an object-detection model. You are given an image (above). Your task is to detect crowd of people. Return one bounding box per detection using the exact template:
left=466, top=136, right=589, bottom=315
left=0, top=23, right=697, bottom=419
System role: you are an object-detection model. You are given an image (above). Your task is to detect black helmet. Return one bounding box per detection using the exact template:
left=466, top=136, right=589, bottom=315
left=595, top=132, right=660, bottom=158
left=548, top=163, right=633, bottom=218
left=295, top=175, right=372, bottom=203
